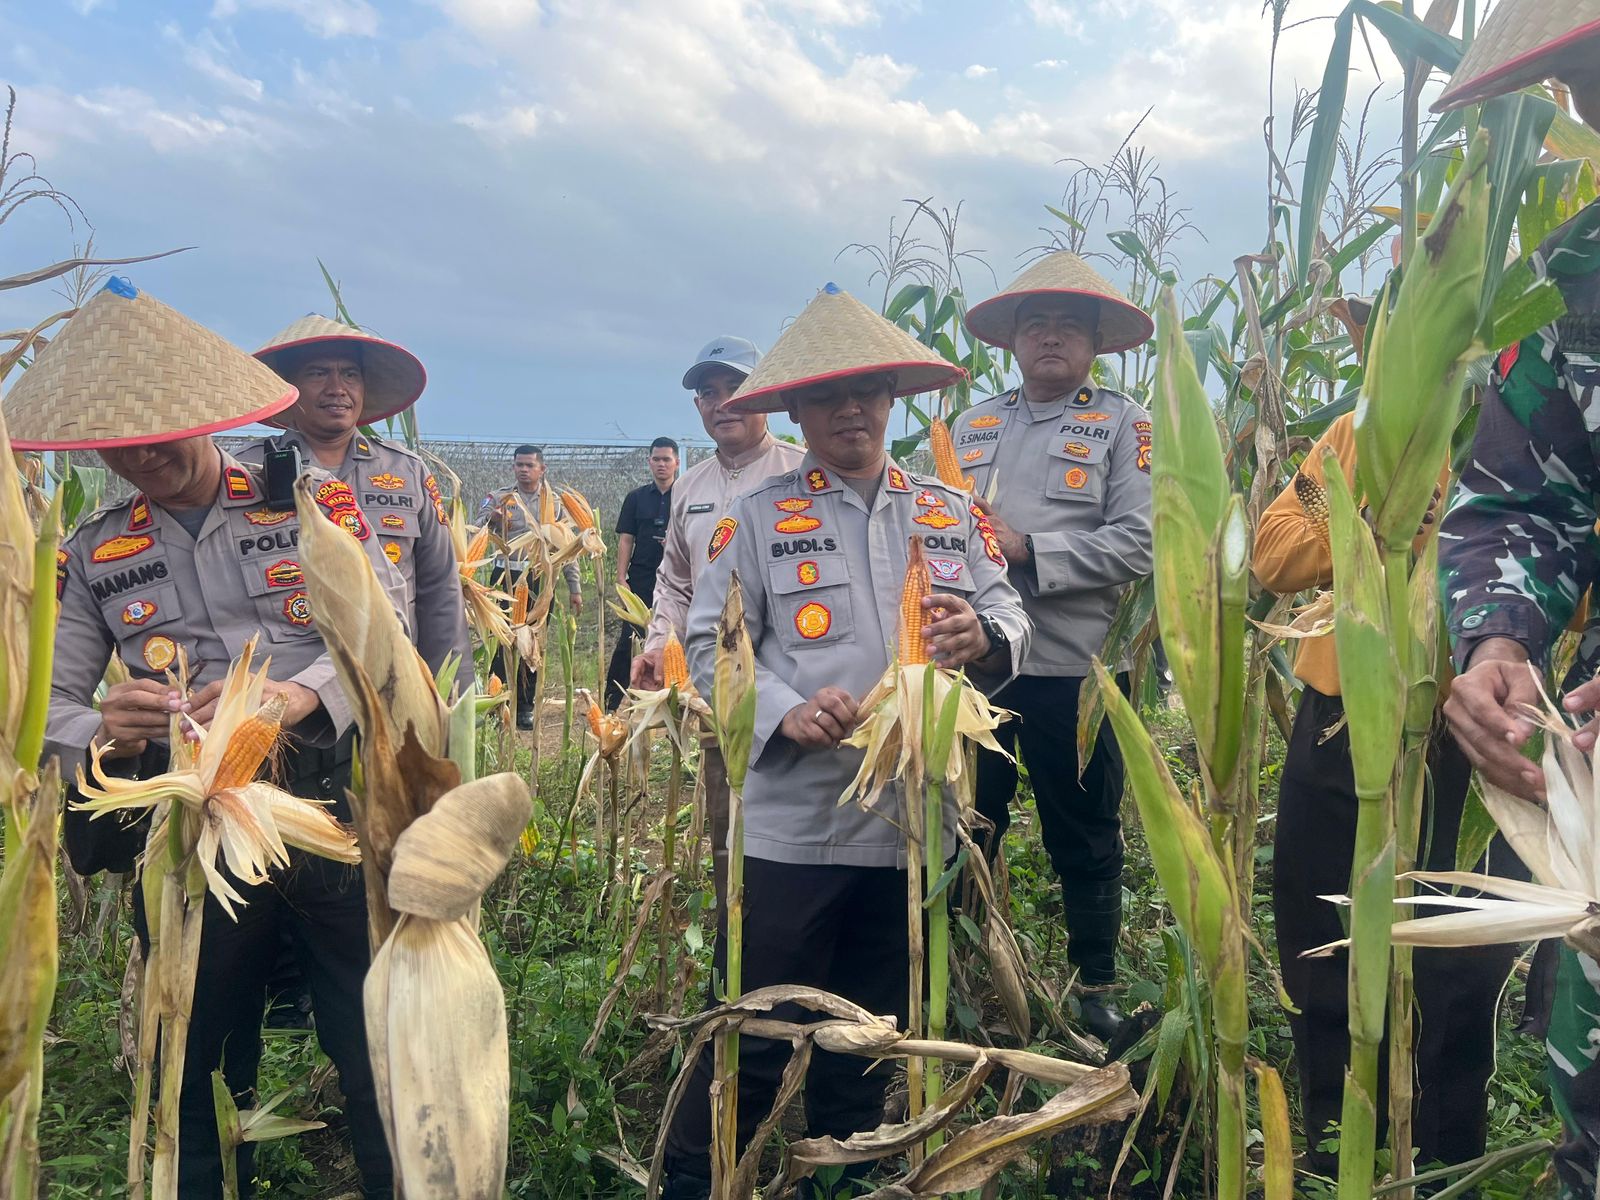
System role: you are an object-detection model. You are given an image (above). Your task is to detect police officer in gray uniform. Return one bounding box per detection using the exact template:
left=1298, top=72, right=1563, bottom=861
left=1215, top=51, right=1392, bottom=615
left=7, top=280, right=408, bottom=1198
left=952, top=252, right=1154, bottom=1041
left=238, top=315, right=470, bottom=682
left=661, top=285, right=1031, bottom=1200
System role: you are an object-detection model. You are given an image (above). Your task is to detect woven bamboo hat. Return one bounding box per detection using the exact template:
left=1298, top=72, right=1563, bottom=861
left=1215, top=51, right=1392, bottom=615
left=2, top=278, right=298, bottom=451
left=727, top=284, right=965, bottom=413
left=255, top=313, right=426, bottom=425
left=1435, top=0, right=1600, bottom=110
left=964, top=251, right=1153, bottom=355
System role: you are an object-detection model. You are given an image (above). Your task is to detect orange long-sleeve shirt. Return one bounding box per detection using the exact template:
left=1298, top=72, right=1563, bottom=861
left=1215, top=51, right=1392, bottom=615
left=1252, top=413, right=1450, bottom=697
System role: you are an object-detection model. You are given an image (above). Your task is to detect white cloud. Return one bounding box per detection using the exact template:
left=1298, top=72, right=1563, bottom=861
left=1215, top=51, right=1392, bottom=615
left=1034, top=58, right=1065, bottom=69
left=69, top=86, right=279, bottom=152
left=210, top=0, right=379, bottom=38
left=454, top=102, right=552, bottom=141
left=1027, top=0, right=1083, bottom=36
left=167, top=26, right=265, bottom=101
left=431, top=0, right=543, bottom=34
left=70, top=0, right=107, bottom=13
left=290, top=62, right=374, bottom=119
left=964, top=64, right=996, bottom=79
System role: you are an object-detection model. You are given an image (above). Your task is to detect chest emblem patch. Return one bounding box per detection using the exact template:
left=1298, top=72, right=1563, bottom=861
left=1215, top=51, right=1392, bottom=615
left=797, top=560, right=820, bottom=585
left=142, top=635, right=177, bottom=672
left=928, top=558, right=962, bottom=583
left=914, top=510, right=960, bottom=530
left=794, top=601, right=832, bottom=640
left=244, top=507, right=294, bottom=527
left=380, top=514, right=406, bottom=529
left=265, top=560, right=303, bottom=589
left=707, top=517, right=738, bottom=562
left=1078, top=411, right=1111, bottom=422
left=914, top=489, right=945, bottom=508
left=369, top=473, right=406, bottom=491
left=283, top=591, right=314, bottom=627
left=774, top=497, right=814, bottom=514
left=1062, top=442, right=1092, bottom=459
left=1064, top=467, right=1088, bottom=490
left=970, top=414, right=1002, bottom=428
left=93, top=534, right=154, bottom=564
left=962, top=448, right=984, bottom=462
left=775, top=513, right=822, bottom=535
left=122, top=599, right=158, bottom=626
left=384, top=540, right=403, bottom=564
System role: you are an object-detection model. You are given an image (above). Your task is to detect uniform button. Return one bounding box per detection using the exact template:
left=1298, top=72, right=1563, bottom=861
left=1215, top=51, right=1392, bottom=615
left=1048, top=582, right=1057, bottom=590
left=1462, top=612, right=1484, bottom=630
left=320, top=776, right=334, bottom=792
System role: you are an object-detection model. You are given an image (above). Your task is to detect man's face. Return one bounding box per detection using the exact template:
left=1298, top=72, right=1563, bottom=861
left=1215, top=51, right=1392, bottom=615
left=694, top=367, right=765, bottom=453
left=100, top=436, right=218, bottom=506
left=514, top=454, right=545, bottom=490
left=285, top=350, right=364, bottom=443
left=1013, top=297, right=1099, bottom=394
left=649, top=447, right=679, bottom=487
left=785, top=375, right=893, bottom=474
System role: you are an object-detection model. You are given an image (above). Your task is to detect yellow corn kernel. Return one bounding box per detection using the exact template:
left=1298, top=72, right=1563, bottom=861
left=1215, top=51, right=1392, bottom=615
left=899, top=535, right=931, bottom=666
left=511, top=580, right=530, bottom=625
left=1294, top=472, right=1330, bottom=540
left=212, top=693, right=287, bottom=792
left=586, top=696, right=604, bottom=738
left=464, top=528, right=491, bottom=567
left=930, top=419, right=974, bottom=493
left=560, top=489, right=596, bottom=532
left=662, top=630, right=690, bottom=690
left=486, top=674, right=504, bottom=697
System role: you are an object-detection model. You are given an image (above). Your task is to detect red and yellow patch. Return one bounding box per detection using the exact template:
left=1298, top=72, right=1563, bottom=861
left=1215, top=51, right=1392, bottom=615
left=122, top=599, right=158, bottom=626
left=707, top=517, right=738, bottom=562
left=424, top=474, right=448, bottom=525
left=127, top=495, right=153, bottom=532
left=92, top=534, right=154, bottom=564
left=1497, top=343, right=1520, bottom=379
left=142, top=635, right=177, bottom=672
left=337, top=509, right=371, bottom=541
left=797, top=560, right=820, bottom=585
left=55, top=549, right=69, bottom=600
left=315, top=479, right=371, bottom=541
left=315, top=479, right=357, bottom=510
left=775, top=513, right=823, bottom=535
left=383, top=541, right=403, bottom=564
left=970, top=503, right=1005, bottom=566
left=805, top=468, right=830, bottom=493
left=380, top=514, right=406, bottom=529
left=1072, top=387, right=1095, bottom=406
left=914, top=489, right=945, bottom=508
left=265, top=560, right=303, bottom=589
left=224, top=466, right=255, bottom=500
left=283, top=592, right=313, bottom=627
left=886, top=466, right=910, bottom=492
left=1062, top=441, right=1091, bottom=459
left=244, top=507, right=294, bottom=527
left=369, top=472, right=406, bottom=491
left=914, top=510, right=960, bottom=530
left=1133, top=419, right=1152, bottom=434
left=961, top=448, right=984, bottom=462
left=1064, top=467, right=1088, bottom=490
left=794, top=601, right=831, bottom=640
left=969, top=414, right=1002, bottom=429
left=774, top=497, right=814, bottom=514
left=1137, top=440, right=1152, bottom=473
left=1078, top=411, right=1111, bottom=422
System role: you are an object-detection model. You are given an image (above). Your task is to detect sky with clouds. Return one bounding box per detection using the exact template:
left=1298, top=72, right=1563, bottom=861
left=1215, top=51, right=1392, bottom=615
left=6, top=0, right=1434, bottom=444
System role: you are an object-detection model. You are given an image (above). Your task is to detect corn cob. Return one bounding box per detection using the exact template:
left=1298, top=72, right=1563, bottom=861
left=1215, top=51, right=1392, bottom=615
left=539, top=484, right=556, bottom=526
left=511, top=580, right=530, bottom=625
left=560, top=488, right=596, bottom=531
left=486, top=674, right=504, bottom=698
left=211, top=692, right=286, bottom=792
left=662, top=630, right=690, bottom=690
left=1293, top=471, right=1330, bottom=540
left=899, top=536, right=932, bottom=666
left=930, top=419, right=974, bottom=493
left=464, top=527, right=491, bottom=567
left=585, top=694, right=604, bottom=739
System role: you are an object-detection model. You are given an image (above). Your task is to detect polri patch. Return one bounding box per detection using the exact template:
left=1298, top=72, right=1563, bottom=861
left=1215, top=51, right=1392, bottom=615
left=369, top=472, right=406, bottom=491
left=969, top=414, right=1002, bottom=428
left=1062, top=442, right=1091, bottom=459
left=244, top=507, right=294, bottom=527
left=142, top=634, right=177, bottom=672
left=283, top=592, right=313, bottom=627
left=928, top=558, right=962, bottom=583
left=380, top=514, right=406, bottom=529
left=794, top=601, right=831, bottom=640
left=122, top=598, right=158, bottom=626
left=55, top=549, right=69, bottom=600
left=707, top=517, right=737, bottom=562
left=384, top=540, right=403, bottom=564
left=1064, top=467, right=1088, bottom=489
left=92, top=534, right=154, bottom=564
left=961, top=448, right=983, bottom=462
left=775, top=513, right=822, bottom=535
left=797, top=560, right=820, bottom=585
left=424, top=474, right=448, bottom=525
left=914, top=510, right=960, bottom=530
left=265, top=560, right=303, bottom=589
left=1078, top=411, right=1111, bottom=422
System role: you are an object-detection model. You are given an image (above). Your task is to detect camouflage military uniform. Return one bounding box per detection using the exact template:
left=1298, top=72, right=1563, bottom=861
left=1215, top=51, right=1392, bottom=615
left=1439, top=200, right=1600, bottom=1197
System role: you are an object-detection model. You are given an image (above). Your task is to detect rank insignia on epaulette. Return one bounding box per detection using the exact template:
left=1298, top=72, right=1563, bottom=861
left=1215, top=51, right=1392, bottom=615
left=56, top=549, right=69, bottom=600
left=224, top=467, right=254, bottom=500
left=265, top=560, right=304, bottom=589
left=794, top=601, right=832, bottom=640
left=970, top=415, right=1002, bottom=429
left=142, top=635, right=177, bottom=671
left=383, top=541, right=403, bottom=564
left=806, top=469, right=830, bottom=493
left=914, top=510, right=960, bottom=530
left=283, top=592, right=313, bottom=627
left=1072, top=387, right=1094, bottom=406
left=122, top=599, right=158, bottom=626
left=775, top=514, right=822, bottom=535
left=369, top=473, right=405, bottom=491
left=707, top=517, right=737, bottom=562
left=380, top=514, right=406, bottom=529
left=356, top=440, right=371, bottom=455
left=244, top=507, right=294, bottom=527
left=92, top=534, right=154, bottom=563
left=128, top=495, right=153, bottom=531
left=774, top=497, right=814, bottom=514
left=886, top=466, right=910, bottom=492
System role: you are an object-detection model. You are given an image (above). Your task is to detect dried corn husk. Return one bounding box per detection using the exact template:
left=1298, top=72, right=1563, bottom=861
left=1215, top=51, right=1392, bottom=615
left=387, top=774, right=532, bottom=922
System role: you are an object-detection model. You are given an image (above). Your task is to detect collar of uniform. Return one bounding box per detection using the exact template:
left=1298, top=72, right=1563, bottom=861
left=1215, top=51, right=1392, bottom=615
left=720, top=434, right=778, bottom=474
left=1016, top=382, right=1096, bottom=423
left=217, top=452, right=263, bottom=507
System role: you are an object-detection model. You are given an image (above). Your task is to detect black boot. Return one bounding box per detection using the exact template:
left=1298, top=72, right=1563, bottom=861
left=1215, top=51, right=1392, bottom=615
left=660, top=1156, right=712, bottom=1200
left=516, top=708, right=534, bottom=731
left=1077, top=988, right=1126, bottom=1043
left=1063, top=875, right=1124, bottom=1042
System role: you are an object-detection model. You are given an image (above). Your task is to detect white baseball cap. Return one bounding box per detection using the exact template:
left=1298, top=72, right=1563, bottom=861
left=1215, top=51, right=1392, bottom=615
left=682, top=335, right=761, bottom=391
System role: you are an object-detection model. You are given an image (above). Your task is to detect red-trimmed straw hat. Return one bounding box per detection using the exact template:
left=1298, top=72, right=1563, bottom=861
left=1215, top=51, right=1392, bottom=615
left=727, top=284, right=965, bottom=414
left=963, top=251, right=1153, bottom=355
left=1435, top=0, right=1600, bottom=111
left=254, top=313, right=426, bottom=425
left=2, top=277, right=298, bottom=451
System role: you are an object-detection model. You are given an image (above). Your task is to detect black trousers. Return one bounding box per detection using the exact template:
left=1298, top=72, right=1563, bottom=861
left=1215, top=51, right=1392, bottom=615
left=132, top=741, right=392, bottom=1200
left=604, top=575, right=656, bottom=712
left=974, top=673, right=1127, bottom=987
left=1274, top=686, right=1524, bottom=1174
left=664, top=859, right=911, bottom=1174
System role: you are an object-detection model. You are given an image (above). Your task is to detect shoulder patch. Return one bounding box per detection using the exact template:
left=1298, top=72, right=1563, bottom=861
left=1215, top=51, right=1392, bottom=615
left=424, top=474, right=448, bottom=525
left=970, top=502, right=1006, bottom=566
left=56, top=549, right=69, bottom=600
left=707, top=516, right=738, bottom=562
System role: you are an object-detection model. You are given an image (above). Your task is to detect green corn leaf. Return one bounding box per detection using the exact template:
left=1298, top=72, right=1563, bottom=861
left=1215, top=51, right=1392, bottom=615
left=1152, top=1006, right=1191, bottom=1113
left=1296, top=5, right=1355, bottom=287
left=1485, top=257, right=1568, bottom=350
left=1479, top=93, right=1558, bottom=332
left=1348, top=0, right=1462, bottom=72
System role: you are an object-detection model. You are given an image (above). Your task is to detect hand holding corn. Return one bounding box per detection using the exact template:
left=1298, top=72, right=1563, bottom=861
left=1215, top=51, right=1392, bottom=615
left=96, top=678, right=188, bottom=757
left=1442, top=637, right=1546, bottom=800
left=780, top=686, right=859, bottom=749
left=969, top=497, right=1028, bottom=564
left=924, top=593, right=989, bottom=668
left=630, top=645, right=663, bottom=690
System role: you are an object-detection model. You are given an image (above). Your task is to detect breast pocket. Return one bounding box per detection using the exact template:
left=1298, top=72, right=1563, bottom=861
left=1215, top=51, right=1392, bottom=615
left=767, top=554, right=854, bottom=652
left=1044, top=436, right=1110, bottom=504
left=100, top=580, right=185, bottom=660
left=953, top=428, right=1000, bottom=471
left=240, top=557, right=319, bottom=643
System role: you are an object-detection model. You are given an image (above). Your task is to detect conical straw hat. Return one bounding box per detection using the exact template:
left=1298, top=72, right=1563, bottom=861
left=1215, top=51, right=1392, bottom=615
left=255, top=313, right=427, bottom=425
left=963, top=251, right=1153, bottom=355
left=728, top=284, right=965, bottom=413
left=1435, top=0, right=1600, bottom=111
left=3, top=278, right=298, bottom=451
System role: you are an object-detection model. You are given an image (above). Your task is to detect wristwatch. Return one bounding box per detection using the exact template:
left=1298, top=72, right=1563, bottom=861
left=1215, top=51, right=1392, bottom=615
left=975, top=613, right=1009, bottom=659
